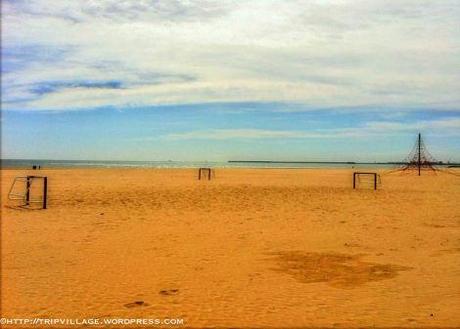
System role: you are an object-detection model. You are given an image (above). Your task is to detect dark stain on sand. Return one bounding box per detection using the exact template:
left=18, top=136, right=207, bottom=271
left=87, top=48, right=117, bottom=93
left=268, top=251, right=411, bottom=288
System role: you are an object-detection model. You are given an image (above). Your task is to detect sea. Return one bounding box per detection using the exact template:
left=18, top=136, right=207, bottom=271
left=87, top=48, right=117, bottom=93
left=1, top=159, right=398, bottom=169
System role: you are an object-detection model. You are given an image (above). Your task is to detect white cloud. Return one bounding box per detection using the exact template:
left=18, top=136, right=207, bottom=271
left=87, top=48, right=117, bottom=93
left=2, top=0, right=460, bottom=111
left=363, top=117, right=460, bottom=131
left=164, top=128, right=357, bottom=140
left=162, top=117, right=460, bottom=140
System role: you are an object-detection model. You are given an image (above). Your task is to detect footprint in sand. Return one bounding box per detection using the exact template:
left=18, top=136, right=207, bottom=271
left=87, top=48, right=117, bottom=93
left=159, top=289, right=179, bottom=296
left=124, top=301, right=149, bottom=308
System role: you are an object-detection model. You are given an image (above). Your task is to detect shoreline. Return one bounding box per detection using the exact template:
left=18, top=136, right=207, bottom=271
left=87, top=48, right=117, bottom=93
left=2, top=159, right=456, bottom=171
left=0, top=166, right=392, bottom=170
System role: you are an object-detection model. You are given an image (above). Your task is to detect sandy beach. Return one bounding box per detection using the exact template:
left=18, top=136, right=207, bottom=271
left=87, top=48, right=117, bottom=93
left=1, top=167, right=459, bottom=328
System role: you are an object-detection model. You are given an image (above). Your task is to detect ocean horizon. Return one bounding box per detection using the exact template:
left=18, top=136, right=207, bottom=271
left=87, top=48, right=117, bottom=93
left=1, top=158, right=407, bottom=169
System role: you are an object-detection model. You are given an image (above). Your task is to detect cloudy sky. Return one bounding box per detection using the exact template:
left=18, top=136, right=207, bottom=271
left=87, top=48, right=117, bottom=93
left=2, top=0, right=460, bottom=161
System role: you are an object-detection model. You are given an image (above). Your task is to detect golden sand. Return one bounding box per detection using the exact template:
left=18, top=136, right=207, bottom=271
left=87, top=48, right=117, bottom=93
left=1, top=168, right=459, bottom=328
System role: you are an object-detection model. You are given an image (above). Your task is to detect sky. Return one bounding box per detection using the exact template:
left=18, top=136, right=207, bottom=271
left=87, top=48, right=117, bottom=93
left=1, top=0, right=460, bottom=162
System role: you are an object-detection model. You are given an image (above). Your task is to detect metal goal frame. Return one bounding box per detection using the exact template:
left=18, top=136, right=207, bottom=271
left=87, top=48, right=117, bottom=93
left=8, top=175, right=48, bottom=209
left=352, top=172, right=380, bottom=190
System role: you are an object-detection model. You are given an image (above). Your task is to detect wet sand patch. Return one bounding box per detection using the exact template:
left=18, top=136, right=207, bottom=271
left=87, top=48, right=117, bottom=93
left=269, top=251, right=412, bottom=288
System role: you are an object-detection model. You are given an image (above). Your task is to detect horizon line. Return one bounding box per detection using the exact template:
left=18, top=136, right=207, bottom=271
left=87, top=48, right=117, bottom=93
left=1, top=158, right=459, bottom=166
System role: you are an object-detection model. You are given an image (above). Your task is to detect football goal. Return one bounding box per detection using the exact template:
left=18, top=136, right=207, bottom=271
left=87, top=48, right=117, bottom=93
left=198, top=168, right=214, bottom=180
left=352, top=172, right=381, bottom=190
left=8, top=176, right=48, bottom=209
